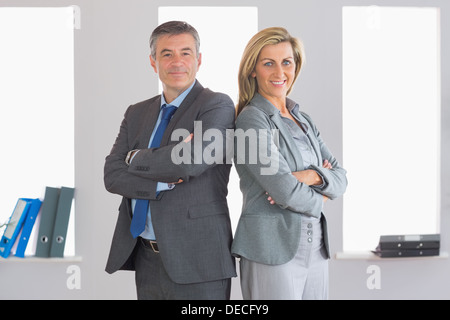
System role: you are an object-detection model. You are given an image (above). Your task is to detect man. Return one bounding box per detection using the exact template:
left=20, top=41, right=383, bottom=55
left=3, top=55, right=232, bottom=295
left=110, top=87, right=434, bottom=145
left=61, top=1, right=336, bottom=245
left=104, top=21, right=236, bottom=300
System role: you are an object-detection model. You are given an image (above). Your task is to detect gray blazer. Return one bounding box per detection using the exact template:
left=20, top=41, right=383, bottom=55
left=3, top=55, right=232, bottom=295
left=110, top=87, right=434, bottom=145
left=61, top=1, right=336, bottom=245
left=231, top=93, right=347, bottom=265
left=104, top=80, right=237, bottom=284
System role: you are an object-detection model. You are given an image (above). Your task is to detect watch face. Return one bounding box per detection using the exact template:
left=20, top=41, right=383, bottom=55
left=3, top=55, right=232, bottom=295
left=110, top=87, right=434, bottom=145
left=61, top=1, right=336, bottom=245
left=125, top=150, right=133, bottom=164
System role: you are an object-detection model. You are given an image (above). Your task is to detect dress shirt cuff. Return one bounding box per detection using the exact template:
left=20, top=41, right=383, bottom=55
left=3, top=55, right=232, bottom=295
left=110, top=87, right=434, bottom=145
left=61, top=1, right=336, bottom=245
left=125, top=149, right=140, bottom=165
left=157, top=182, right=175, bottom=192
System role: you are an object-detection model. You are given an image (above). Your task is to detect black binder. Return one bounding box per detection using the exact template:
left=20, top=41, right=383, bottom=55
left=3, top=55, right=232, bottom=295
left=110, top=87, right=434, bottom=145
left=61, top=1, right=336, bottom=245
left=378, top=234, right=440, bottom=250
left=373, top=234, right=440, bottom=258
left=373, top=248, right=440, bottom=258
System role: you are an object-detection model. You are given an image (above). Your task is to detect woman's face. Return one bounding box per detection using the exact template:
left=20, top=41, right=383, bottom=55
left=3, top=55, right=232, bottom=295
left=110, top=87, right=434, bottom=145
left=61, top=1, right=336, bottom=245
left=252, top=41, right=296, bottom=103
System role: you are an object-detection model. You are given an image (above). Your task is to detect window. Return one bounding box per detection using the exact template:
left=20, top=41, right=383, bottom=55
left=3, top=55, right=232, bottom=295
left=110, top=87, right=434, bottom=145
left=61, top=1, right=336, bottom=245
left=0, top=7, right=75, bottom=256
left=158, top=6, right=258, bottom=232
left=342, top=6, right=440, bottom=251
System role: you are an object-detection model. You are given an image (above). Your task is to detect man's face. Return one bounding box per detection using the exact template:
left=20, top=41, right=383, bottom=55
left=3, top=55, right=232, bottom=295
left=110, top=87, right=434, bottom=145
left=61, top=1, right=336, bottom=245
left=150, top=33, right=201, bottom=102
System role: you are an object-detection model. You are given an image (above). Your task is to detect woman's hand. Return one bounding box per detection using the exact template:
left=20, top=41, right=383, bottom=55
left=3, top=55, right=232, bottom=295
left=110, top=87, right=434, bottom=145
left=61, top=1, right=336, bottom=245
left=292, top=170, right=321, bottom=186
left=291, top=159, right=332, bottom=186
left=266, top=160, right=332, bottom=205
left=321, top=160, right=331, bottom=203
left=322, top=159, right=332, bottom=169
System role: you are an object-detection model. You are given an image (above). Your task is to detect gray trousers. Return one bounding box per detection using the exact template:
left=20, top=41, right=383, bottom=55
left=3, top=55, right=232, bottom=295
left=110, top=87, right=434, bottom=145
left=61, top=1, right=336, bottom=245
left=239, top=216, right=329, bottom=300
left=134, top=237, right=231, bottom=300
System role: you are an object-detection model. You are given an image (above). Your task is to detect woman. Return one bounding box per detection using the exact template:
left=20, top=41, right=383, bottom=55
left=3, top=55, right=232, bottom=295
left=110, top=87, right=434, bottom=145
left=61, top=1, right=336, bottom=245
left=231, top=27, right=347, bottom=300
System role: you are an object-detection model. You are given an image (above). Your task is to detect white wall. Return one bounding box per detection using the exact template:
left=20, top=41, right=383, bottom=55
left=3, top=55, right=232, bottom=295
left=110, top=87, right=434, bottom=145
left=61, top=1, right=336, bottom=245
left=0, top=0, right=449, bottom=300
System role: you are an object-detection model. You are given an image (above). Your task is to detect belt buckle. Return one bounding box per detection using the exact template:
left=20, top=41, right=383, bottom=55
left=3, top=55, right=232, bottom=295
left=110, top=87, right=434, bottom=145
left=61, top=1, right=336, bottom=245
left=150, top=240, right=159, bottom=253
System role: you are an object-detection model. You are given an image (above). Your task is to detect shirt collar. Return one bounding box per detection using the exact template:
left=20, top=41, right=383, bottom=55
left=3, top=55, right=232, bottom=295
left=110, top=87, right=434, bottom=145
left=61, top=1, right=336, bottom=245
left=286, top=98, right=297, bottom=112
left=249, top=93, right=309, bottom=131
left=160, top=80, right=196, bottom=109
left=286, top=97, right=309, bottom=132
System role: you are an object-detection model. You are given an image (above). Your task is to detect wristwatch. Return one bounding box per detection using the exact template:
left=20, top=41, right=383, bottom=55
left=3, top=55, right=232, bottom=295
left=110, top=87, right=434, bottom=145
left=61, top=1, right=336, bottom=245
left=125, top=149, right=138, bottom=165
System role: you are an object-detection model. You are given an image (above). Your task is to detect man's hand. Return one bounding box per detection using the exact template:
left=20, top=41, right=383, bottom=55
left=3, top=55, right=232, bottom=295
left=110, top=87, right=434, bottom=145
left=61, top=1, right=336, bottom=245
left=184, top=133, right=194, bottom=143
left=171, top=178, right=184, bottom=184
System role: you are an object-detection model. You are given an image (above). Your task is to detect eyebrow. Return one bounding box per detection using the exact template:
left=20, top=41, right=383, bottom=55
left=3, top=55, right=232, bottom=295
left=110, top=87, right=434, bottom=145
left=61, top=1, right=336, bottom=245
left=159, top=47, right=194, bottom=55
left=260, top=56, right=294, bottom=61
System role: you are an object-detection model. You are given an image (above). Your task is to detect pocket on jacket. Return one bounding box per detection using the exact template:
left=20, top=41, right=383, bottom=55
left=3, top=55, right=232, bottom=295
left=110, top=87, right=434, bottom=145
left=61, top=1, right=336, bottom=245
left=234, top=214, right=291, bottom=263
left=239, top=214, right=279, bottom=237
left=188, top=200, right=229, bottom=219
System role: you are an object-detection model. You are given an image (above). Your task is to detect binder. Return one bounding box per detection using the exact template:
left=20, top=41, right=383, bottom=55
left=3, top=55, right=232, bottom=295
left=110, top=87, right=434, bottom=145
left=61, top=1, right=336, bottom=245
left=0, top=199, right=32, bottom=258
left=373, top=234, right=440, bottom=258
left=49, top=186, right=75, bottom=257
left=14, top=198, right=43, bottom=258
left=378, top=234, right=440, bottom=250
left=373, top=248, right=440, bottom=258
left=35, top=187, right=61, bottom=257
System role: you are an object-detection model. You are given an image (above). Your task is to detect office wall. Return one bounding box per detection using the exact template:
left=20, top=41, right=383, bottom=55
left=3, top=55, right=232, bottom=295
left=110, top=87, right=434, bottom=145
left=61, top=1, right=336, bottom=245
left=0, top=0, right=448, bottom=299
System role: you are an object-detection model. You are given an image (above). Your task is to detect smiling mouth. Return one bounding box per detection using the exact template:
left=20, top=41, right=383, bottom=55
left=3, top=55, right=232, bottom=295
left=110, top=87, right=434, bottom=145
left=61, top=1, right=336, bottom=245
left=168, top=68, right=187, bottom=75
left=271, top=80, right=286, bottom=85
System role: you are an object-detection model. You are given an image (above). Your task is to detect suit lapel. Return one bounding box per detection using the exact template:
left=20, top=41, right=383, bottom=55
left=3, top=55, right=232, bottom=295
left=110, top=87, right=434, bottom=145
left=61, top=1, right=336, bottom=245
left=139, top=96, right=161, bottom=149
left=294, top=111, right=323, bottom=165
left=250, top=94, right=304, bottom=170
left=160, top=80, right=204, bottom=146
left=270, top=113, right=304, bottom=170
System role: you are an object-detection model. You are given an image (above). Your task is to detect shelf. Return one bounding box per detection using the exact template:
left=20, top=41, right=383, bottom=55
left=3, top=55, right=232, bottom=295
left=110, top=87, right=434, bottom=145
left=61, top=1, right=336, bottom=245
left=335, top=251, right=448, bottom=261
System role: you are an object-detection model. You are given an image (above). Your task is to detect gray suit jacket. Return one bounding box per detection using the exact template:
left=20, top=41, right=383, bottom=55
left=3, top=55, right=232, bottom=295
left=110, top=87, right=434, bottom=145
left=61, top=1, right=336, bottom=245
left=231, top=93, right=347, bottom=265
left=104, top=80, right=237, bottom=284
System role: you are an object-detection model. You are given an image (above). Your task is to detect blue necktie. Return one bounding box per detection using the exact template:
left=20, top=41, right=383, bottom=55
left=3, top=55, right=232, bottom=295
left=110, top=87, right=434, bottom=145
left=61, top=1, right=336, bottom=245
left=130, top=104, right=177, bottom=238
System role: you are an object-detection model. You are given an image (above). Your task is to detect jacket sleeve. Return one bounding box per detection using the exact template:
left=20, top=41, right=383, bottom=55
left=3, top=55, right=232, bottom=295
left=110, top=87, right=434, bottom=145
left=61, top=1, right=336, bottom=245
left=127, top=93, right=235, bottom=183
left=104, top=106, right=159, bottom=200
left=302, top=112, right=348, bottom=200
left=234, top=107, right=324, bottom=218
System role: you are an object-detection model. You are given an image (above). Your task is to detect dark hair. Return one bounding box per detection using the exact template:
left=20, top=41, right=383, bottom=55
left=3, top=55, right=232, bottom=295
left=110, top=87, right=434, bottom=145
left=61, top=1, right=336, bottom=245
left=149, top=20, right=200, bottom=59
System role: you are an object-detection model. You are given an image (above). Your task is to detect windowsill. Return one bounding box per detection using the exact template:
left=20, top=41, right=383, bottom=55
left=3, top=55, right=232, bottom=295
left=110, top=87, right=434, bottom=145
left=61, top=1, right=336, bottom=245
left=0, top=256, right=82, bottom=263
left=335, top=251, right=448, bottom=260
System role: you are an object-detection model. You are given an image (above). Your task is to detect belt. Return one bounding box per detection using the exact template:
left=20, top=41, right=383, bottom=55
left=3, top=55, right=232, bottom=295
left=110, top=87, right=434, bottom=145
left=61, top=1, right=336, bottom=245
left=139, top=237, right=159, bottom=253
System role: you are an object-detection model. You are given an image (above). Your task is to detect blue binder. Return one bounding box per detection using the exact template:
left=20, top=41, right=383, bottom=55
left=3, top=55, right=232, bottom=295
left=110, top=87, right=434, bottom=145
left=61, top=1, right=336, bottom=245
left=0, top=199, right=32, bottom=258
left=15, top=198, right=43, bottom=258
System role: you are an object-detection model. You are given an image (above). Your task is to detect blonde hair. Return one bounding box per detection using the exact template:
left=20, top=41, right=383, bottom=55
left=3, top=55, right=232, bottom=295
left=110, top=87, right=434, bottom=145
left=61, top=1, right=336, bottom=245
left=236, top=27, right=305, bottom=116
